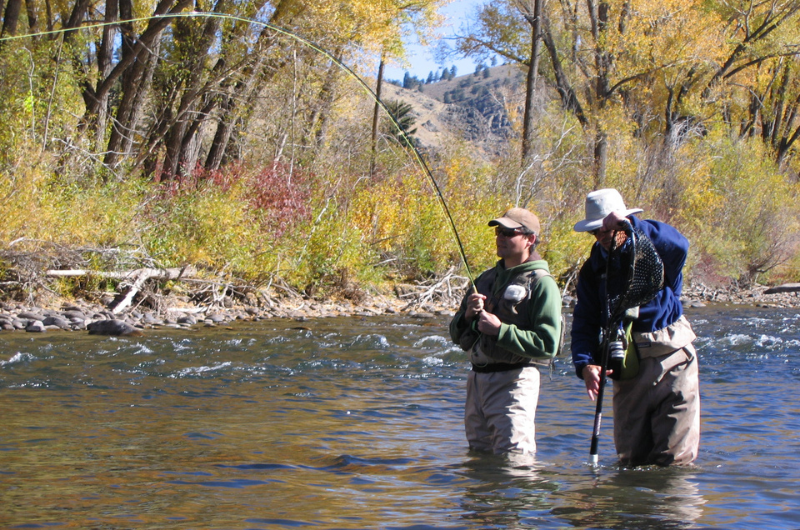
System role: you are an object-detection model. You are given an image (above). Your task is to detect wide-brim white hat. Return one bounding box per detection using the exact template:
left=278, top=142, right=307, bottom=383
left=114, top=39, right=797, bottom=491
left=573, top=188, right=643, bottom=232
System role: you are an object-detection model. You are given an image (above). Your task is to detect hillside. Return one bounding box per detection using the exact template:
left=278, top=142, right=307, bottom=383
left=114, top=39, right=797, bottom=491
left=382, top=64, right=527, bottom=158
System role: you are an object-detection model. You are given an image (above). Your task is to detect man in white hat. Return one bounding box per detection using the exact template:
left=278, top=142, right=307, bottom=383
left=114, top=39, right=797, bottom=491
left=449, top=207, right=562, bottom=455
left=571, top=189, right=700, bottom=466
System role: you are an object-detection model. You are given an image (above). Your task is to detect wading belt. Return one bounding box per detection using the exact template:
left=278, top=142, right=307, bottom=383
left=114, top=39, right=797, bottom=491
left=471, top=362, right=530, bottom=373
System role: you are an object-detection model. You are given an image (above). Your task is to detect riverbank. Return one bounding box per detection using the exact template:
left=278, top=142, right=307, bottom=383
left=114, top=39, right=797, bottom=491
left=0, top=292, right=448, bottom=335
left=683, top=281, right=800, bottom=309
left=1, top=280, right=799, bottom=335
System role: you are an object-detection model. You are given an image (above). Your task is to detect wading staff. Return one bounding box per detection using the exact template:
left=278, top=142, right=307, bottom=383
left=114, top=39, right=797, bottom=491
left=586, top=219, right=664, bottom=465
left=589, top=337, right=611, bottom=465
left=589, top=222, right=629, bottom=466
left=589, top=233, right=618, bottom=466
left=589, top=217, right=664, bottom=465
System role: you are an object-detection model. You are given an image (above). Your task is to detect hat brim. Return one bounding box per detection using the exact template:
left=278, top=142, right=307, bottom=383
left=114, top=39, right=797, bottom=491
left=573, top=208, right=643, bottom=232
left=488, top=218, right=523, bottom=229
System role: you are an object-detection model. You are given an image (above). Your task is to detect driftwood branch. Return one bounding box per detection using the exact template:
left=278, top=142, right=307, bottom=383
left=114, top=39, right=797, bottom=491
left=764, top=283, right=800, bottom=294
left=45, top=266, right=195, bottom=280
left=399, top=268, right=468, bottom=310
left=45, top=265, right=197, bottom=314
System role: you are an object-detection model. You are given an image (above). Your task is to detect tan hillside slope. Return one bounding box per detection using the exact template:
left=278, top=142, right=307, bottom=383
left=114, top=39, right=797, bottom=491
left=380, top=64, right=527, bottom=159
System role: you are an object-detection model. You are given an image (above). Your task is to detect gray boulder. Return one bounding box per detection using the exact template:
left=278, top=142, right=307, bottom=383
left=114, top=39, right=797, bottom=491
left=18, top=311, right=46, bottom=321
left=25, top=320, right=46, bottom=332
left=43, top=316, right=72, bottom=330
left=177, top=314, right=197, bottom=325
left=87, top=319, right=142, bottom=336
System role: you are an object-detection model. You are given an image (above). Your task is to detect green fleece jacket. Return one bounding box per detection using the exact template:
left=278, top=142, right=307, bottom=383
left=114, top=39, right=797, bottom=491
left=449, top=259, right=562, bottom=362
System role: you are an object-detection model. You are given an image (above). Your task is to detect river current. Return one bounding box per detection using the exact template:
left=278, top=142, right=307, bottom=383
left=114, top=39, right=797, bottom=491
left=2, top=304, right=799, bottom=529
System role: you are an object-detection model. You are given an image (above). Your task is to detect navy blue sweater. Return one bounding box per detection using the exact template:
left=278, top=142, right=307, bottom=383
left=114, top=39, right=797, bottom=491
left=570, top=215, right=689, bottom=378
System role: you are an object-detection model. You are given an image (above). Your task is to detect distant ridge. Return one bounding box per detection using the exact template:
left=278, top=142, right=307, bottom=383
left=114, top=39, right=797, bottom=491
left=381, top=64, right=527, bottom=158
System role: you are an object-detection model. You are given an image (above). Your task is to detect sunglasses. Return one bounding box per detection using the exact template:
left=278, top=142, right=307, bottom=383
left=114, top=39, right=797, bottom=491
left=495, top=226, right=526, bottom=238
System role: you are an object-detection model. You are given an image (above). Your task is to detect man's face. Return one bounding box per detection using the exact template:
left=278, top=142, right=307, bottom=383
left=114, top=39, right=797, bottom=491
left=495, top=226, right=535, bottom=261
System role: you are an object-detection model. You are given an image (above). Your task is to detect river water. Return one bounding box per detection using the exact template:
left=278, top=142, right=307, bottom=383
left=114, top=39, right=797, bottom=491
left=1, top=304, right=799, bottom=529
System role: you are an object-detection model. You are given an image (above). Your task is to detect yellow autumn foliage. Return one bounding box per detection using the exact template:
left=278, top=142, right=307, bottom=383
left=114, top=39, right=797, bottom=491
left=2, top=0, right=800, bottom=306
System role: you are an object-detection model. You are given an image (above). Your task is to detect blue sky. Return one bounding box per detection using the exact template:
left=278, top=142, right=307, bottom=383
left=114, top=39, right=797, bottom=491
left=382, top=0, right=486, bottom=83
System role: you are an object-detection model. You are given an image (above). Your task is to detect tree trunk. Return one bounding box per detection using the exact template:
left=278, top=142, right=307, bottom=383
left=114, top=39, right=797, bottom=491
left=664, top=67, right=696, bottom=139
left=158, top=8, right=223, bottom=179
left=304, top=54, right=341, bottom=150
left=1, top=0, right=22, bottom=37
left=24, top=0, right=37, bottom=34
left=178, top=95, right=219, bottom=172
left=205, top=91, right=239, bottom=171
left=62, top=0, right=91, bottom=41
left=89, top=0, right=119, bottom=151
left=171, top=0, right=288, bottom=176
left=212, top=60, right=285, bottom=168
left=594, top=129, right=607, bottom=188
left=591, top=1, right=611, bottom=185
left=104, top=15, right=163, bottom=169
left=80, top=0, right=192, bottom=141
left=370, top=56, right=385, bottom=178
left=521, top=0, right=542, bottom=165
left=205, top=0, right=287, bottom=170
left=776, top=105, right=800, bottom=168
left=161, top=111, right=192, bottom=180
left=204, top=64, right=270, bottom=171
left=46, top=266, right=197, bottom=314
left=44, top=0, right=52, bottom=32
left=541, top=14, right=587, bottom=126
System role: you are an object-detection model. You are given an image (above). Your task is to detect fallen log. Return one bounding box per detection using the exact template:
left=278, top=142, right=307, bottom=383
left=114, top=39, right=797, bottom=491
left=764, top=283, right=800, bottom=294
left=45, top=266, right=197, bottom=314
left=45, top=266, right=196, bottom=280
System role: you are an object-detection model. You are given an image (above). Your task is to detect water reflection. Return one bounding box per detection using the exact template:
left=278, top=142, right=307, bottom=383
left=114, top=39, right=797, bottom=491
left=458, top=453, right=556, bottom=529
left=556, top=468, right=706, bottom=530
left=456, top=453, right=707, bottom=530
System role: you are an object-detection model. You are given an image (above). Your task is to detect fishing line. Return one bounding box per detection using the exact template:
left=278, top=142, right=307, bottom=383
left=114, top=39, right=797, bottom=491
left=0, top=10, right=477, bottom=287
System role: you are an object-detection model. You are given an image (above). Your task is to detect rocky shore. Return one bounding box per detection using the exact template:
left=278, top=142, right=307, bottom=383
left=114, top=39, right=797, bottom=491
left=681, top=282, right=800, bottom=309
left=1, top=281, right=799, bottom=336
left=0, top=292, right=457, bottom=336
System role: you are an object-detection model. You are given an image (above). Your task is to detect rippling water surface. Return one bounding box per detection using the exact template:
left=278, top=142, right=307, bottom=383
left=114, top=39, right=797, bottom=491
left=2, top=305, right=800, bottom=529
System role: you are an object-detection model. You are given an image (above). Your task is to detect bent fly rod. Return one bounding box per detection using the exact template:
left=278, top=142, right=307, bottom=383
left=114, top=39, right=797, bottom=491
left=0, top=10, right=478, bottom=290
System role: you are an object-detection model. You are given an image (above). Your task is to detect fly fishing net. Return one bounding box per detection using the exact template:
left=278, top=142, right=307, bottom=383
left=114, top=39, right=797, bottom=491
left=606, top=223, right=664, bottom=324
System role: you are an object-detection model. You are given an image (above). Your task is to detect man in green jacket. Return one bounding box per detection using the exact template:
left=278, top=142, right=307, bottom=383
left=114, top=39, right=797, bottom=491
left=449, top=208, right=562, bottom=454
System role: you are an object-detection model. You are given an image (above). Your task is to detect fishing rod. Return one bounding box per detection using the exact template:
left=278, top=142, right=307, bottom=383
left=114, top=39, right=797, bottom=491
left=0, top=10, right=478, bottom=289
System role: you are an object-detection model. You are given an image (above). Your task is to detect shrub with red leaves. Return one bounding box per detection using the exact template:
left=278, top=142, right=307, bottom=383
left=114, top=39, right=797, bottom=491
left=245, top=163, right=313, bottom=238
left=153, top=162, right=312, bottom=239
